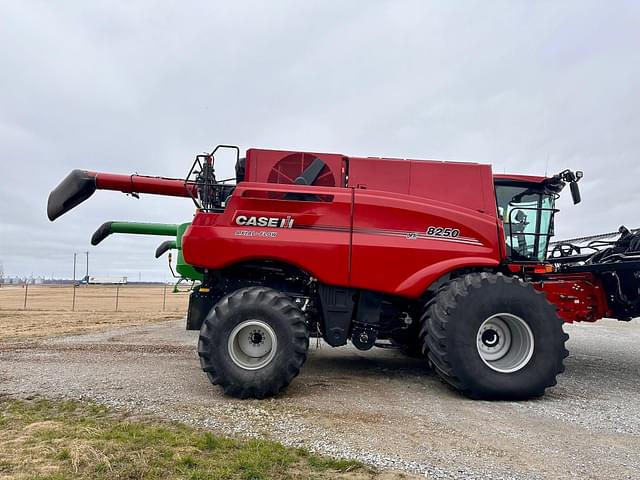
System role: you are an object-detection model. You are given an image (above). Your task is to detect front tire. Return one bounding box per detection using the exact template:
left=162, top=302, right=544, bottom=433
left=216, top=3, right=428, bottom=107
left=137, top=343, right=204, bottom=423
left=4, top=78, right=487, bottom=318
left=420, top=273, right=568, bottom=399
left=198, top=287, right=309, bottom=399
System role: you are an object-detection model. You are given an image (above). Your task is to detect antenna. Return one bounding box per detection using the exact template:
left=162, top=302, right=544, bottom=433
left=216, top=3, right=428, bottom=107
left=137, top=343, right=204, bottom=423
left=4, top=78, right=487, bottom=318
left=545, top=153, right=550, bottom=177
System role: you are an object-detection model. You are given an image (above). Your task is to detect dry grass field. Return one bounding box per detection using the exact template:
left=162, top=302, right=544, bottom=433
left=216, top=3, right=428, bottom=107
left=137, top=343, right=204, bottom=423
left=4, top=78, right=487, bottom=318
left=0, top=399, right=372, bottom=480
left=0, top=284, right=189, bottom=341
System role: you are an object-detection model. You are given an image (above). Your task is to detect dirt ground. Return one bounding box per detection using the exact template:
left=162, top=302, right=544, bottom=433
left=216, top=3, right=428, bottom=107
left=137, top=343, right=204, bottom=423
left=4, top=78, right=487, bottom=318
left=1, top=296, right=639, bottom=479
left=0, top=285, right=188, bottom=340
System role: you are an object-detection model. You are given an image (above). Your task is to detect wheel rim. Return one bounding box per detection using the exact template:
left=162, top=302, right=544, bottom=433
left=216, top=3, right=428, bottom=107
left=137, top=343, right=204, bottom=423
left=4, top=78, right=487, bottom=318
left=476, top=313, right=534, bottom=373
left=228, top=320, right=278, bottom=370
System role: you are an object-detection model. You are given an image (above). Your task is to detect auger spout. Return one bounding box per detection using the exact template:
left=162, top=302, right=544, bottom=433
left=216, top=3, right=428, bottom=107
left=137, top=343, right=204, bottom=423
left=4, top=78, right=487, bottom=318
left=91, top=221, right=178, bottom=246
left=47, top=170, right=195, bottom=221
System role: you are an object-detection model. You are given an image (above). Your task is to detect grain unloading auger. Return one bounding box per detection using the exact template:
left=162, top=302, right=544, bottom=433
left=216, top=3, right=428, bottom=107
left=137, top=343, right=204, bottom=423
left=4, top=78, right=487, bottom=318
left=47, top=169, right=204, bottom=283
left=46, top=170, right=195, bottom=222
left=48, top=145, right=639, bottom=400
left=47, top=145, right=240, bottom=222
left=89, top=221, right=202, bottom=282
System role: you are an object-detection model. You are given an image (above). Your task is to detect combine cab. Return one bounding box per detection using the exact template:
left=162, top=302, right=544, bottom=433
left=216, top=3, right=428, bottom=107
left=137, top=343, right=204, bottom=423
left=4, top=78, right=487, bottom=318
left=48, top=145, right=639, bottom=400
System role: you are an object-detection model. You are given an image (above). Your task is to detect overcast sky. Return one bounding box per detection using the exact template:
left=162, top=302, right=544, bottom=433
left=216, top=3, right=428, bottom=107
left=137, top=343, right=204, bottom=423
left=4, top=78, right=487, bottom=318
left=1, top=1, right=638, bottom=280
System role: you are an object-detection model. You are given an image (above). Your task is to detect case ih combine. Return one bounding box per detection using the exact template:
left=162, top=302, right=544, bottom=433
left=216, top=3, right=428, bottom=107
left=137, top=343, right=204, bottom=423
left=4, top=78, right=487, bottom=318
left=47, top=146, right=640, bottom=400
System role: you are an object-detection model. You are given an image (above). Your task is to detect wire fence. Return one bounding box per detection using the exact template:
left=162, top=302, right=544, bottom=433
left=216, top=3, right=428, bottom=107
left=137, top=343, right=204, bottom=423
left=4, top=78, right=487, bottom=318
left=0, top=284, right=190, bottom=313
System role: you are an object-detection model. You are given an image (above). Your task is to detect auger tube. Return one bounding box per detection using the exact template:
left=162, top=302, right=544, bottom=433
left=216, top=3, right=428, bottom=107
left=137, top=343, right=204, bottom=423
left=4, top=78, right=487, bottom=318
left=91, top=221, right=178, bottom=246
left=47, top=170, right=195, bottom=221
left=89, top=220, right=201, bottom=281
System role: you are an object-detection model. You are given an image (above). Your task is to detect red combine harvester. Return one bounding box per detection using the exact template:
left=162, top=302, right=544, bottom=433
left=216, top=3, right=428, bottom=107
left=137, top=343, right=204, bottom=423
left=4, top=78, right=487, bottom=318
left=48, top=146, right=640, bottom=400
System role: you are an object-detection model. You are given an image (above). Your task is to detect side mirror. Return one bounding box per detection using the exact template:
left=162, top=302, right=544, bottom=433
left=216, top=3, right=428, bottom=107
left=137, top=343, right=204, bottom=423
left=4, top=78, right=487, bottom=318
left=570, top=181, right=581, bottom=204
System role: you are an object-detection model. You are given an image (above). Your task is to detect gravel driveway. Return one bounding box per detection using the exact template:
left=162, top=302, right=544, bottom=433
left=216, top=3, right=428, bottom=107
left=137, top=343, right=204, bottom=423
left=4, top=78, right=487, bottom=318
left=1, top=318, right=638, bottom=479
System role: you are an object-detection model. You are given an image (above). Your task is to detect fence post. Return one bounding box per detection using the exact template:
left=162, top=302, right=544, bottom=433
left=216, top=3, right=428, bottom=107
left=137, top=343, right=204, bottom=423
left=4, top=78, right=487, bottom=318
left=162, top=283, right=167, bottom=311
left=23, top=283, right=28, bottom=309
left=115, top=285, right=120, bottom=311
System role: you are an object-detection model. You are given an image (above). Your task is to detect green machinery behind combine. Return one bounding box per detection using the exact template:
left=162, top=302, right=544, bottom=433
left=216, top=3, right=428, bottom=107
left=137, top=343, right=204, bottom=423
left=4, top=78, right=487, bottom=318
left=91, top=221, right=202, bottom=284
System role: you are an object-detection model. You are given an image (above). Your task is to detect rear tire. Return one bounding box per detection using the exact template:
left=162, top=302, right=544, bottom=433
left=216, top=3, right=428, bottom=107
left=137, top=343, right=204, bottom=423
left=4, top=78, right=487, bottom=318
left=420, top=272, right=568, bottom=399
left=198, top=286, right=309, bottom=399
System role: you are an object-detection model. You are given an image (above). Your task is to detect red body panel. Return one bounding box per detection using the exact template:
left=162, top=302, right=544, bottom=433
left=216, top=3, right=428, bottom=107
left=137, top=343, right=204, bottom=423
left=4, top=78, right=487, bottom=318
left=183, top=149, right=503, bottom=299
left=350, top=189, right=500, bottom=296
left=183, top=183, right=353, bottom=287
left=348, top=157, right=495, bottom=214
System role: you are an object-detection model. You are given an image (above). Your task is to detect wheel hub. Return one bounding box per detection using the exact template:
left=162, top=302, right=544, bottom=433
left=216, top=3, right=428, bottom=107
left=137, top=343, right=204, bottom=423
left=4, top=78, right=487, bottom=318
left=481, top=329, right=500, bottom=347
left=249, top=330, right=264, bottom=346
left=228, top=320, right=278, bottom=370
left=476, top=313, right=534, bottom=373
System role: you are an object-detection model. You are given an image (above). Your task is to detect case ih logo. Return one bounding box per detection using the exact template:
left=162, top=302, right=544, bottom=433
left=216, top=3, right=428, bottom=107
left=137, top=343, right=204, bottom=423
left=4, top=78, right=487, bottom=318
left=235, top=215, right=294, bottom=228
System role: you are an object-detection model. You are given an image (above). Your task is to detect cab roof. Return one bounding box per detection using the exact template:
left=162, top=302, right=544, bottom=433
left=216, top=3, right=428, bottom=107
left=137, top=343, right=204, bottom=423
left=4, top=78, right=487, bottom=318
left=493, top=173, right=548, bottom=184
